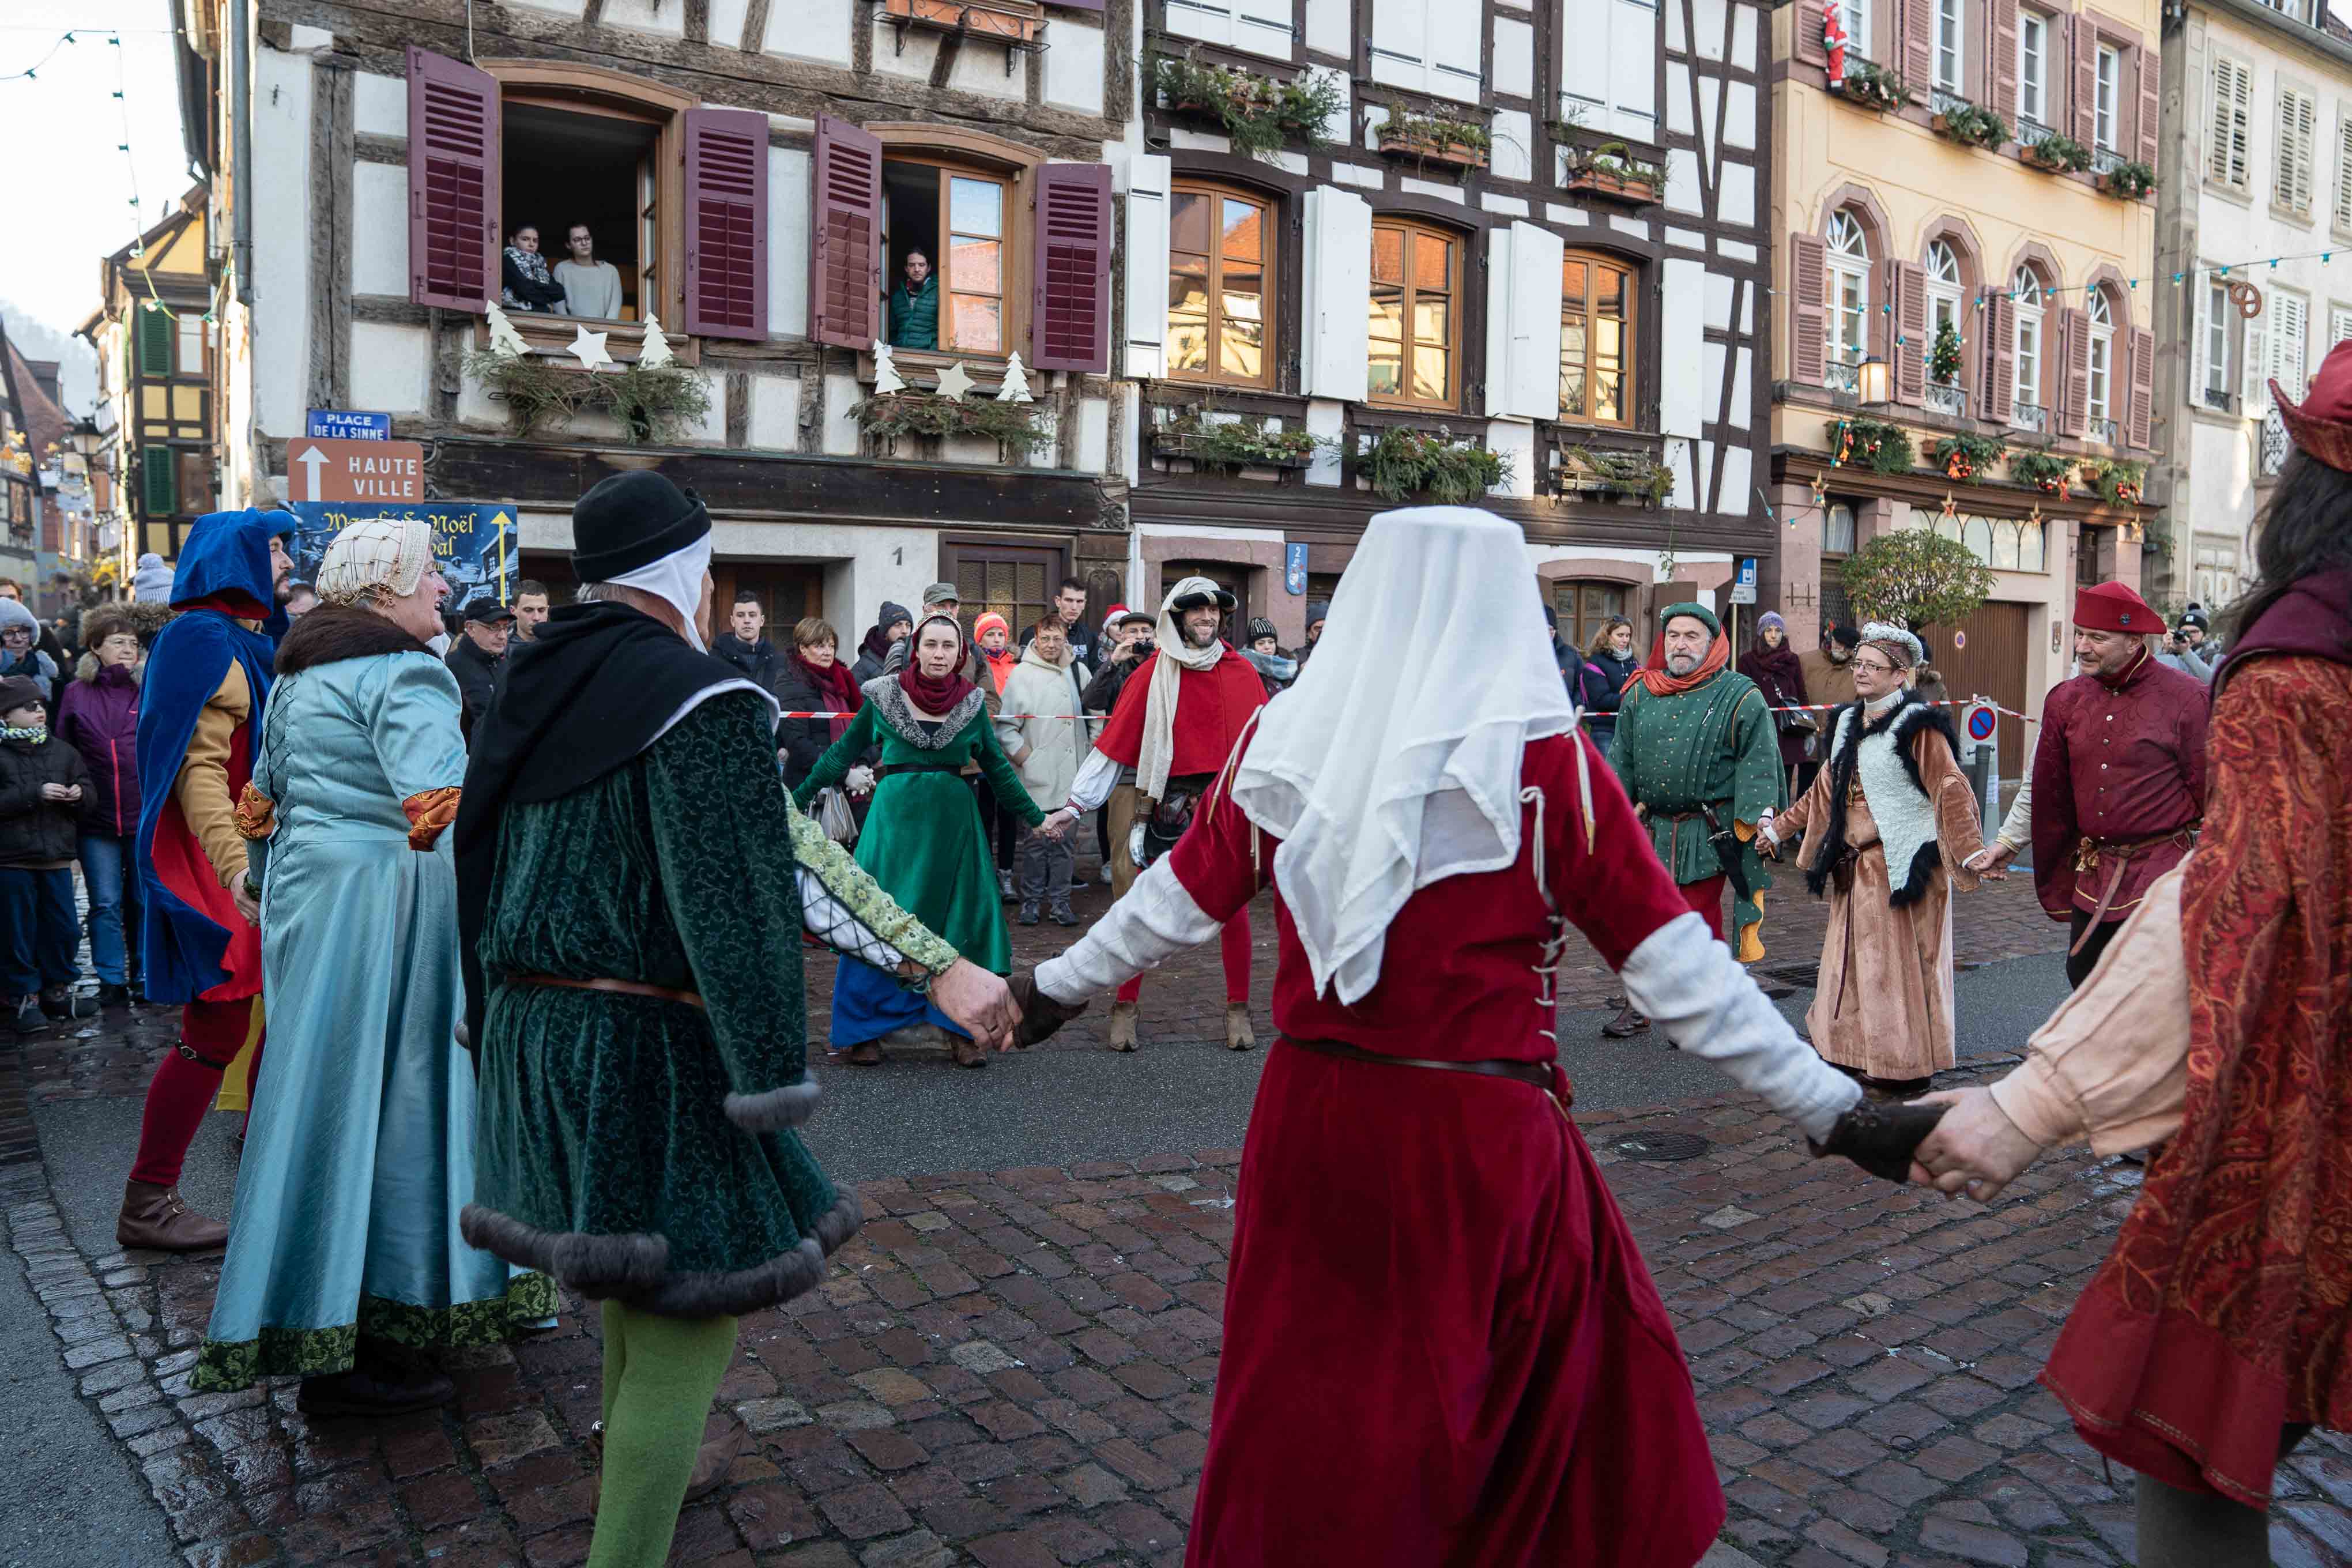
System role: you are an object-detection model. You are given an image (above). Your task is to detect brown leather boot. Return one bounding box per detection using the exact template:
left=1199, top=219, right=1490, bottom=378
left=948, top=1032, right=989, bottom=1068
left=1224, top=1002, right=1256, bottom=1052
left=116, top=1180, right=228, bottom=1252
left=1107, top=1000, right=1139, bottom=1053
left=1601, top=1005, right=1650, bottom=1039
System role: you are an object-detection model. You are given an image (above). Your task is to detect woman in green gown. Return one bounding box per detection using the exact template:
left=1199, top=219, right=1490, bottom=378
left=795, top=613, right=1049, bottom=1065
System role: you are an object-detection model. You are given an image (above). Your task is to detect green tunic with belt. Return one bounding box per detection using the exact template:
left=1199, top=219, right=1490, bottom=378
left=794, top=677, right=1044, bottom=975
left=1608, top=666, right=1785, bottom=949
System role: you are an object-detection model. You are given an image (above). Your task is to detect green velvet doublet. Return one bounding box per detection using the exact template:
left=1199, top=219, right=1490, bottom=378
left=462, top=692, right=856, bottom=1319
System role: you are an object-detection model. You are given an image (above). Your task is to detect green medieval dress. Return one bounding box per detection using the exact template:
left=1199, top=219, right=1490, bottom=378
left=1608, top=666, right=1785, bottom=955
left=461, top=690, right=957, bottom=1317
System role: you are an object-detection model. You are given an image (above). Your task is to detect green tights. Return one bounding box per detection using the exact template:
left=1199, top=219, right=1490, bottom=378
left=586, top=1301, right=738, bottom=1568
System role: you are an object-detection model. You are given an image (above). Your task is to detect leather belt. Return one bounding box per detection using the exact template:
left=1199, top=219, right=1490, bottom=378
left=507, top=973, right=706, bottom=1010
left=1281, top=1034, right=1563, bottom=1098
left=2069, top=822, right=2200, bottom=953
left=874, top=762, right=964, bottom=779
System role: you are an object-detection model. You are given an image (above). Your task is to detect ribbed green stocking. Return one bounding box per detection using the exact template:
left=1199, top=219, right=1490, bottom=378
left=586, top=1301, right=737, bottom=1568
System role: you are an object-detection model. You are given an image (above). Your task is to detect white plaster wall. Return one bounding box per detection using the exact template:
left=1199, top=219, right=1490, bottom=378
left=349, top=162, right=409, bottom=297
left=597, top=0, right=684, bottom=37
left=823, top=373, right=862, bottom=455
left=1732, top=5, right=1758, bottom=70
left=947, top=40, right=1028, bottom=98
left=1717, top=160, right=1755, bottom=229
left=685, top=370, right=727, bottom=445
left=748, top=375, right=802, bottom=451
left=346, top=322, right=431, bottom=414
left=1724, top=81, right=1757, bottom=149
left=709, top=0, right=753, bottom=50
left=1044, top=18, right=1106, bottom=115
left=1077, top=396, right=1110, bottom=473
left=1486, top=420, right=1538, bottom=499
left=869, top=22, right=940, bottom=78
left=1303, top=399, right=1345, bottom=486
left=768, top=0, right=854, bottom=65
left=1305, top=0, right=1351, bottom=55
left=353, top=71, right=404, bottom=138
left=1491, top=110, right=1534, bottom=182
left=252, top=47, right=313, bottom=444
left=1665, top=147, right=1702, bottom=216
left=769, top=148, right=811, bottom=339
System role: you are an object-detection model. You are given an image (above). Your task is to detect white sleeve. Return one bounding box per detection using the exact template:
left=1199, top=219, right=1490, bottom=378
left=1067, top=747, right=1121, bottom=813
left=1035, top=856, right=1220, bottom=1002
left=1995, top=750, right=2033, bottom=851
left=1619, top=913, right=1861, bottom=1142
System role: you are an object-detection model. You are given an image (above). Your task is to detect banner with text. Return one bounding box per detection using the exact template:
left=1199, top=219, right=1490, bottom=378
left=287, top=502, right=517, bottom=607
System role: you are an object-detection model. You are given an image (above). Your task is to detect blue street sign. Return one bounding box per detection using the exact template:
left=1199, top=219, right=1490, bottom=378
left=1735, top=555, right=1758, bottom=588
left=288, top=502, right=517, bottom=603
left=306, top=409, right=391, bottom=440
left=1284, top=542, right=1308, bottom=595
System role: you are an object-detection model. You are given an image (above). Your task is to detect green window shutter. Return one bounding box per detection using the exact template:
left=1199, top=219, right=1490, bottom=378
left=137, top=307, right=175, bottom=376
left=141, top=448, right=177, bottom=517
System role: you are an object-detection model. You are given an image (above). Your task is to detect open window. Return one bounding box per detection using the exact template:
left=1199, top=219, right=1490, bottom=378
left=500, top=101, right=654, bottom=322
left=882, top=158, right=1013, bottom=356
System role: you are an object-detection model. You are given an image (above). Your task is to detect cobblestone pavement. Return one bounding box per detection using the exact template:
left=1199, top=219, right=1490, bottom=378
left=9, top=866, right=2346, bottom=1567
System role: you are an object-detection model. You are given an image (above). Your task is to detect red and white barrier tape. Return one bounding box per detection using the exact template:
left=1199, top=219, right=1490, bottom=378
left=776, top=698, right=2041, bottom=724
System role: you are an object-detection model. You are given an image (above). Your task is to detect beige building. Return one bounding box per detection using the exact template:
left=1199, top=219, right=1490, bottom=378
left=1766, top=0, right=2161, bottom=779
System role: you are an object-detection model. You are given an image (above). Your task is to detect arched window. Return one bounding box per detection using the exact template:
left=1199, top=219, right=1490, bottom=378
left=2012, top=265, right=2046, bottom=424
left=1826, top=210, right=1871, bottom=374
left=1965, top=516, right=1995, bottom=561
left=1561, top=251, right=1637, bottom=424
left=2086, top=288, right=2116, bottom=436
left=1369, top=219, right=1460, bottom=410
left=1993, top=519, right=2022, bottom=570
left=1924, top=240, right=1962, bottom=387
left=2019, top=518, right=2046, bottom=572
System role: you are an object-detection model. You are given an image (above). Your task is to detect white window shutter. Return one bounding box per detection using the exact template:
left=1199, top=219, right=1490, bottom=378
left=1428, top=1, right=1483, bottom=101
left=1562, top=0, right=1611, bottom=122
left=2332, top=306, right=2352, bottom=350
left=2280, top=294, right=2309, bottom=394
left=1610, top=0, right=1659, bottom=139
left=1232, top=0, right=1295, bottom=58
left=1122, top=154, right=1171, bottom=380
left=1166, top=0, right=1237, bottom=47
left=2211, top=58, right=2250, bottom=187
left=2336, top=118, right=2352, bottom=231
left=2243, top=316, right=2267, bottom=414
left=1301, top=187, right=1372, bottom=402
left=1371, top=0, right=1433, bottom=93
left=2189, top=277, right=2207, bottom=398
left=1484, top=223, right=1564, bottom=420
left=1661, top=257, right=1706, bottom=439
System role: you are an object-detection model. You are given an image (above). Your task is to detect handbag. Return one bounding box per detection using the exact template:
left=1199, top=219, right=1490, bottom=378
left=814, top=786, right=858, bottom=845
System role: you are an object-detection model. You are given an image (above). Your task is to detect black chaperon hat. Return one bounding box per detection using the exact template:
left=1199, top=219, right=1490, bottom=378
left=1170, top=582, right=1238, bottom=613
left=570, top=470, right=711, bottom=582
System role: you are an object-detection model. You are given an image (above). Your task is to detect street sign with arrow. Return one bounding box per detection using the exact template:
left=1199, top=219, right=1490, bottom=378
left=286, top=437, right=423, bottom=504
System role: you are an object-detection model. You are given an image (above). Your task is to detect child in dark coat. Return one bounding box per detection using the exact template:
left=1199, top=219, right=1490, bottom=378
left=0, top=674, right=100, bottom=1032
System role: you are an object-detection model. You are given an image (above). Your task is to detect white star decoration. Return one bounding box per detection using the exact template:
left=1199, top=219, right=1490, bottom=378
left=484, top=302, right=528, bottom=359
left=566, top=324, right=614, bottom=372
left=873, top=340, right=906, bottom=395
left=933, top=360, right=975, bottom=401
left=638, top=314, right=675, bottom=369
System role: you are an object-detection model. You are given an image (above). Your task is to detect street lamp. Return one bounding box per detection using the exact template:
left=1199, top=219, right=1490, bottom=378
left=1856, top=354, right=1891, bottom=406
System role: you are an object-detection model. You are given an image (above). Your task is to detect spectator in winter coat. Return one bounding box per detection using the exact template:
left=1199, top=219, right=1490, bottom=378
left=0, top=596, right=61, bottom=713
left=2155, top=610, right=2217, bottom=682
left=54, top=612, right=144, bottom=1007
left=710, top=591, right=787, bottom=695
left=0, top=674, right=99, bottom=1034
left=1579, top=616, right=1639, bottom=754
left=887, top=251, right=940, bottom=350
left=1021, top=578, right=1099, bottom=670
left=775, top=617, right=862, bottom=791
left=1081, top=609, right=1155, bottom=883
left=1796, top=624, right=1863, bottom=794
left=851, top=600, right=914, bottom=686
left=1736, top=610, right=1812, bottom=787
left=1241, top=617, right=1298, bottom=696
left=996, top=619, right=1094, bottom=926
left=499, top=225, right=569, bottom=313
left=444, top=596, right=514, bottom=743
left=1296, top=600, right=1329, bottom=666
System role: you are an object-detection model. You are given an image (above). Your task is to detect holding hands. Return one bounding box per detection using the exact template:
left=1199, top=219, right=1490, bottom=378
left=1037, top=806, right=1080, bottom=841
left=1962, top=843, right=2016, bottom=881
left=1904, top=1087, right=2046, bottom=1200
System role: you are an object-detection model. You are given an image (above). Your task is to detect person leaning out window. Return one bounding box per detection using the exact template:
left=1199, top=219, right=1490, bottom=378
left=500, top=225, right=569, bottom=315
left=555, top=224, right=624, bottom=321
left=887, top=250, right=938, bottom=351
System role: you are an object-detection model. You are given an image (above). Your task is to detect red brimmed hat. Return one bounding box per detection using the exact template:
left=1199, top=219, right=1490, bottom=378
left=2272, top=340, right=2352, bottom=472
left=2073, top=580, right=2159, bottom=634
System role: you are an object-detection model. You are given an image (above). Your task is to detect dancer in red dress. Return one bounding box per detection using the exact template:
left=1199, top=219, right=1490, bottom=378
left=1017, top=507, right=1936, bottom=1567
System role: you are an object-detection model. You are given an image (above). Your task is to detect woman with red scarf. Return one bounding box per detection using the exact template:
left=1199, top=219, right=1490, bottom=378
left=775, top=616, right=862, bottom=790
left=793, top=613, right=1046, bottom=1066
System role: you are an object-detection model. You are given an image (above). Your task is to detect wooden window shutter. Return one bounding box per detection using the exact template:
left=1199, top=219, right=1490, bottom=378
left=1789, top=232, right=1829, bottom=388
left=2209, top=58, right=2251, bottom=187
left=404, top=46, right=500, bottom=312
left=1901, top=0, right=1934, bottom=97
left=2134, top=39, right=2159, bottom=167
left=2336, top=119, right=2352, bottom=231
left=1122, top=154, right=1171, bottom=380
left=2126, top=326, right=2155, bottom=448
left=141, top=447, right=176, bottom=517
left=1300, top=187, right=1371, bottom=401
left=2242, top=316, right=2267, bottom=414
left=2056, top=307, right=2090, bottom=436
left=1983, top=294, right=2016, bottom=424
left=1797, top=0, right=1828, bottom=67
left=1989, top=0, right=2018, bottom=122
left=2067, top=16, right=2097, bottom=147
left=808, top=115, right=882, bottom=350
left=1030, top=163, right=1113, bottom=374
left=2293, top=92, right=2320, bottom=212
left=1892, top=261, right=1928, bottom=405
left=683, top=108, right=768, bottom=341
left=135, top=307, right=174, bottom=376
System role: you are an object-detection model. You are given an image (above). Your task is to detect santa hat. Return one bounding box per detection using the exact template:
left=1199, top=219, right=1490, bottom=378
left=2073, top=581, right=2159, bottom=634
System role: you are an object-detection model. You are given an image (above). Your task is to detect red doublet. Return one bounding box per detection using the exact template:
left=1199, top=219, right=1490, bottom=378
left=2030, top=650, right=2208, bottom=923
left=1090, top=647, right=1267, bottom=777
left=1163, top=733, right=1725, bottom=1567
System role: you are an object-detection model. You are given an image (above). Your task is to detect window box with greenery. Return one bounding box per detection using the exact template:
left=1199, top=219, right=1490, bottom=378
left=1555, top=444, right=1674, bottom=505
left=1151, top=412, right=1329, bottom=472
left=849, top=389, right=1053, bottom=461
left=1152, top=55, right=1343, bottom=157
left=463, top=352, right=715, bottom=445
left=1564, top=142, right=1666, bottom=203
left=2008, top=447, right=2076, bottom=495
left=1358, top=425, right=1508, bottom=504
left=1931, top=433, right=2008, bottom=482
left=2021, top=133, right=2093, bottom=174
left=2097, top=160, right=2156, bottom=199
left=2084, top=457, right=2146, bottom=507
left=1830, top=417, right=1916, bottom=475
left=1375, top=110, right=1491, bottom=170
left=1836, top=61, right=1913, bottom=113
left=1931, top=101, right=2010, bottom=150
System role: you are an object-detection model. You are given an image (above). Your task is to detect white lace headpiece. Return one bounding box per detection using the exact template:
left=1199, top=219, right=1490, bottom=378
left=316, top=518, right=435, bottom=604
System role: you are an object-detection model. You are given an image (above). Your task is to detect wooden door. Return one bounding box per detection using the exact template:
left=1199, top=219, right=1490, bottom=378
left=711, top=563, right=824, bottom=637
left=1929, top=600, right=2031, bottom=779
left=942, top=538, right=1068, bottom=642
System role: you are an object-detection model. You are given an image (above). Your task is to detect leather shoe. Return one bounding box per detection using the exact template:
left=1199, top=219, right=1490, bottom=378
left=116, top=1180, right=228, bottom=1252
left=298, top=1358, right=455, bottom=1418
left=1601, top=1005, right=1650, bottom=1038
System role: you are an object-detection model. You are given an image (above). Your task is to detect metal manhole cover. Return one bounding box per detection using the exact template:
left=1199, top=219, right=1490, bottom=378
left=1764, top=962, right=1821, bottom=990
left=1612, top=1131, right=1711, bottom=1162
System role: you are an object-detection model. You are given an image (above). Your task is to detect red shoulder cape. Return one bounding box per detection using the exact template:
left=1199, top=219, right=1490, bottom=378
left=1092, top=647, right=1267, bottom=777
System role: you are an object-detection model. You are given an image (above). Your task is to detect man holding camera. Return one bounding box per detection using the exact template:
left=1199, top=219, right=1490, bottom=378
left=2155, top=605, right=2217, bottom=683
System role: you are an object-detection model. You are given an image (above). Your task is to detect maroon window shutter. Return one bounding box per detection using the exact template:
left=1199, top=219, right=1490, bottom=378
left=684, top=108, right=769, bottom=341
left=1893, top=261, right=1928, bottom=405
left=405, top=46, right=500, bottom=312
left=1796, top=0, right=1827, bottom=68
left=1901, top=0, right=1933, bottom=92
left=2057, top=307, right=2090, bottom=436
left=1789, top=233, right=1829, bottom=387
left=809, top=114, right=881, bottom=350
left=1983, top=294, right=2015, bottom=424
left=1989, top=0, right=2019, bottom=122
left=1030, top=163, right=1113, bottom=374
left=2127, top=325, right=2155, bottom=448
left=2133, top=40, right=2159, bottom=167
left=2068, top=16, right=2097, bottom=146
